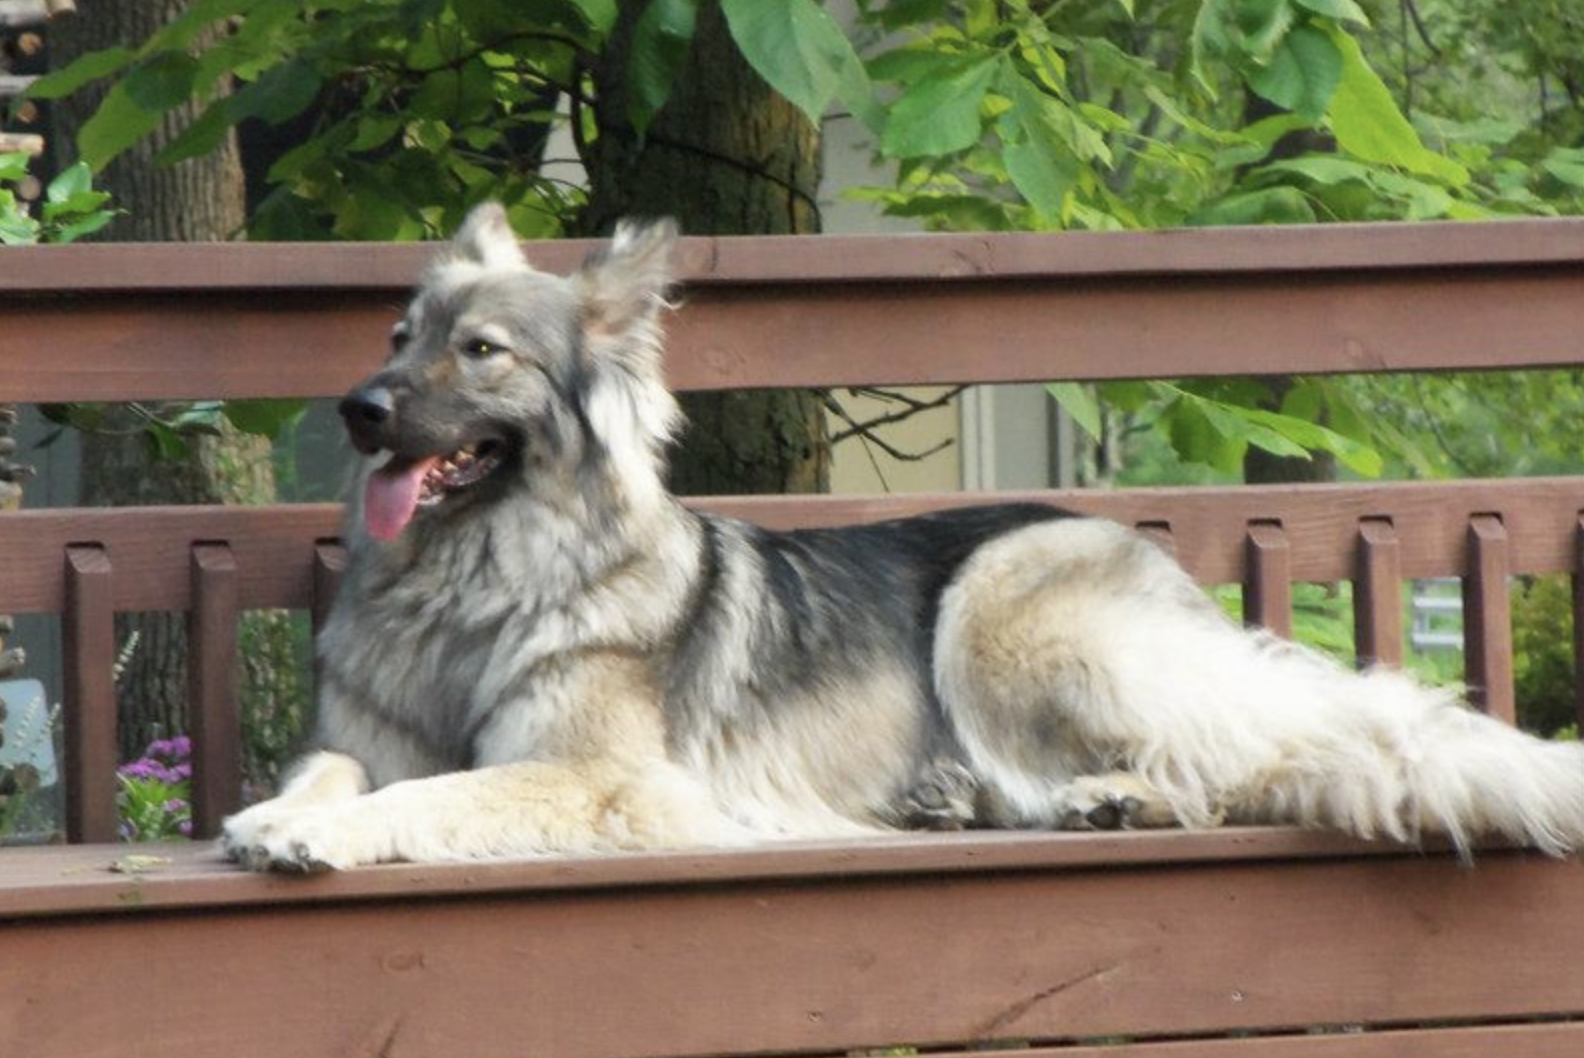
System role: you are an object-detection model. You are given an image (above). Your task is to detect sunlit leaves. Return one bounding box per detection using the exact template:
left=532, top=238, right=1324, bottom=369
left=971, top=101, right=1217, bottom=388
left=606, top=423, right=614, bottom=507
left=881, top=54, right=999, bottom=158
left=1323, top=26, right=1468, bottom=186
left=720, top=0, right=864, bottom=127
left=1247, top=25, right=1340, bottom=122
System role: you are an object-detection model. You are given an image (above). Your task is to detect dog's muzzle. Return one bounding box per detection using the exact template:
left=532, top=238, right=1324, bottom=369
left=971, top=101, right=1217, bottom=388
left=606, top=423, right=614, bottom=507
left=340, top=384, right=396, bottom=455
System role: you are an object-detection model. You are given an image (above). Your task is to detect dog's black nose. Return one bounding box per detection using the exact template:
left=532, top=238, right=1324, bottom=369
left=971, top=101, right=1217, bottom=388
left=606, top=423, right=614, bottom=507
left=340, top=385, right=396, bottom=453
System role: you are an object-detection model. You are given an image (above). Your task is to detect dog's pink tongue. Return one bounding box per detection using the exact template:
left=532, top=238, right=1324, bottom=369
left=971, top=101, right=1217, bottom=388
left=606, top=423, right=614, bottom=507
left=364, top=457, right=438, bottom=542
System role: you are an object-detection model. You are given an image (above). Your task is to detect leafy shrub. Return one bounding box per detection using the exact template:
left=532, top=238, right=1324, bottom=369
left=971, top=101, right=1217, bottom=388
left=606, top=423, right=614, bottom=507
left=117, top=736, right=194, bottom=842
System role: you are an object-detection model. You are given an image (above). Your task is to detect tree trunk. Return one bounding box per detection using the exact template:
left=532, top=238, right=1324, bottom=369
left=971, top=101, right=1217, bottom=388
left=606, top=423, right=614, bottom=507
left=50, top=0, right=305, bottom=791
left=583, top=0, right=829, bottom=495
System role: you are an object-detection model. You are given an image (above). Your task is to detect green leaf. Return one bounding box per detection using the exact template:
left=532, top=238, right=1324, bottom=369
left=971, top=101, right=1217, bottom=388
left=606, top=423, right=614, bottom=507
left=350, top=114, right=404, bottom=153
left=42, top=189, right=112, bottom=222
left=24, top=46, right=137, bottom=100
left=1248, top=24, right=1340, bottom=122
left=45, top=162, right=92, bottom=204
left=1236, top=0, right=1297, bottom=65
left=1143, top=85, right=1243, bottom=144
left=1188, top=186, right=1316, bottom=225
left=567, top=0, right=617, bottom=35
left=231, top=59, right=322, bottom=125
left=836, top=45, right=885, bottom=136
left=1324, top=26, right=1468, bottom=186
left=880, top=54, right=999, bottom=158
left=1046, top=383, right=1102, bottom=440
left=627, top=0, right=700, bottom=136
left=1542, top=149, right=1584, bottom=190
left=153, top=100, right=236, bottom=167
left=1190, top=0, right=1234, bottom=93
left=0, top=152, right=29, bottom=181
left=1291, top=0, right=1369, bottom=25
left=999, top=75, right=1086, bottom=217
left=49, top=210, right=117, bottom=244
left=721, top=0, right=860, bottom=126
left=0, top=212, right=39, bottom=246
left=123, top=52, right=201, bottom=112
left=77, top=82, right=166, bottom=171
left=223, top=398, right=308, bottom=440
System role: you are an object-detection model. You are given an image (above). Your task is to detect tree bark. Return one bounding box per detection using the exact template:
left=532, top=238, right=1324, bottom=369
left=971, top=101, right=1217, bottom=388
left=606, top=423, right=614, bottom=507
left=583, top=0, right=829, bottom=495
left=50, top=0, right=305, bottom=789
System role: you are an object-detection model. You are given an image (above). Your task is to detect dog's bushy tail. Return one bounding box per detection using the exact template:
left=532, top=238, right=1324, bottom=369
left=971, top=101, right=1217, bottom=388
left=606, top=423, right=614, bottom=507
left=1124, top=622, right=1584, bottom=858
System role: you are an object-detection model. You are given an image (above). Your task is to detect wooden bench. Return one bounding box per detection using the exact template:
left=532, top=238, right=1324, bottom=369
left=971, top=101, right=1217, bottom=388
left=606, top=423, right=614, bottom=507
left=4, top=221, right=1584, bottom=1058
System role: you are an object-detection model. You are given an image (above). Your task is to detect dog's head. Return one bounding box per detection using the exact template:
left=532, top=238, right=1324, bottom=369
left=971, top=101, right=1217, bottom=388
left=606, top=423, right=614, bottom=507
left=342, top=203, right=681, bottom=542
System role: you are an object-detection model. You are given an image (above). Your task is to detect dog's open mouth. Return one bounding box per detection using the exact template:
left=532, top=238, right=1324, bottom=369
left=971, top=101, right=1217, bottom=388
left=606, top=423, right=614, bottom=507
left=364, top=440, right=506, bottom=542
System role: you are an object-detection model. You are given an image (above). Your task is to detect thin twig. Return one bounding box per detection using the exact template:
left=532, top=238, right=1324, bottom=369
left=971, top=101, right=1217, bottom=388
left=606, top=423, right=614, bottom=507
left=830, top=385, right=968, bottom=442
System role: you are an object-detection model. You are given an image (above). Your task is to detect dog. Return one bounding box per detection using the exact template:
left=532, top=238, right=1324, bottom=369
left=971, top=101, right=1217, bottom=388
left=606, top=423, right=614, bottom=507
left=221, top=203, right=1584, bottom=871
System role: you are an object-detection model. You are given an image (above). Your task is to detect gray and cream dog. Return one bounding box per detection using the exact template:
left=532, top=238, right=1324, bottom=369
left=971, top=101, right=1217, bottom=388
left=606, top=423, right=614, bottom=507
left=223, top=204, right=1584, bottom=870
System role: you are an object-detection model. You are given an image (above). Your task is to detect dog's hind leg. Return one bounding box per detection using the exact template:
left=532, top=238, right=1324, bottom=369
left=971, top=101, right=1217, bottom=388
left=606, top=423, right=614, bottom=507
left=1050, top=772, right=1192, bottom=831
left=933, top=517, right=1237, bottom=831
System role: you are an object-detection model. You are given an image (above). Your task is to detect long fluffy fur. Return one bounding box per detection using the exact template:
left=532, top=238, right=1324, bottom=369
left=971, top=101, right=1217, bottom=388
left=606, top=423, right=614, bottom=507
left=221, top=204, right=1584, bottom=871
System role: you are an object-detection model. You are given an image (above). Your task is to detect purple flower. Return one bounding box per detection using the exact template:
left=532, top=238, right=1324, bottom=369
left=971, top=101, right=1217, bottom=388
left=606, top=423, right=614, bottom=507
left=177, top=820, right=193, bottom=837
left=168, top=736, right=192, bottom=760
left=162, top=798, right=189, bottom=815
left=171, top=762, right=193, bottom=781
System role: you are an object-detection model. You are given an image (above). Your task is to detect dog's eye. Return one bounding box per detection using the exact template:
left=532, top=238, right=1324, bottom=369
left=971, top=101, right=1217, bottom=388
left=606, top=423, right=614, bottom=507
left=461, top=337, right=505, bottom=358
left=390, top=329, right=410, bottom=353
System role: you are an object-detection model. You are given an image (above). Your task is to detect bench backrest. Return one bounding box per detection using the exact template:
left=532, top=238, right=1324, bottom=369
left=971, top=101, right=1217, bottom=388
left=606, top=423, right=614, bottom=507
left=4, top=219, right=1584, bottom=841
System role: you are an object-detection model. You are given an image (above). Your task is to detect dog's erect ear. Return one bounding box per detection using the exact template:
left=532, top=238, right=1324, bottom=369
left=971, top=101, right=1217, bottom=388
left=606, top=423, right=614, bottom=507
left=450, top=202, right=528, bottom=270
left=577, top=218, right=679, bottom=340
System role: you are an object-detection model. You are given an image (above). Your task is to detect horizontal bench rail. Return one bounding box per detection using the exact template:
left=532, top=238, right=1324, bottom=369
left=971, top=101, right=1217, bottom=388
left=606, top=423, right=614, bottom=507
left=3, top=221, right=1584, bottom=400
left=4, top=479, right=1583, bottom=613
left=2, top=837, right=1582, bottom=1058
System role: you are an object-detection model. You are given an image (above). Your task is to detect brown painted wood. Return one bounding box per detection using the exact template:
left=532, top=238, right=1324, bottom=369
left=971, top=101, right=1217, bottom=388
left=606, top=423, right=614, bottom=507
left=1004, top=1022, right=1584, bottom=1057
left=696, top=478, right=1584, bottom=585
left=188, top=544, right=240, bottom=838
left=4, top=223, right=1584, bottom=400
left=6, top=218, right=1584, bottom=292
left=2, top=846, right=1581, bottom=1058
left=1354, top=518, right=1403, bottom=669
left=1574, top=515, right=1584, bottom=732
left=0, top=504, right=341, bottom=613
left=60, top=545, right=116, bottom=844
left=1135, top=520, right=1176, bottom=558
left=5, top=482, right=1584, bottom=617
left=311, top=541, right=347, bottom=638
left=0, top=829, right=1451, bottom=919
left=1464, top=515, right=1516, bottom=723
left=1243, top=522, right=1292, bottom=637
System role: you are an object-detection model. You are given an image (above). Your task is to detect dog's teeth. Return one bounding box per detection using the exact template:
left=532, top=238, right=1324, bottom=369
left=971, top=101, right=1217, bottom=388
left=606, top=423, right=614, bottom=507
left=370, top=450, right=395, bottom=471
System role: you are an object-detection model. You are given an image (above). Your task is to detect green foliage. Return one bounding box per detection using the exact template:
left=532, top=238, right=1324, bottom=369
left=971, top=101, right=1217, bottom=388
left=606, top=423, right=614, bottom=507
left=0, top=158, right=118, bottom=245
left=25, top=0, right=1584, bottom=478
left=1511, top=575, right=1575, bottom=737
left=38, top=397, right=305, bottom=463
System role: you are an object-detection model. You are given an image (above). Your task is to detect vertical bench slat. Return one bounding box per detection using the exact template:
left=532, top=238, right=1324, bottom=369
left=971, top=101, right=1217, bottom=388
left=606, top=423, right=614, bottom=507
left=311, top=541, right=347, bottom=638
left=1243, top=522, right=1292, bottom=638
left=189, top=543, right=240, bottom=838
left=1575, top=515, right=1584, bottom=732
left=1135, top=521, right=1174, bottom=556
left=62, top=545, right=116, bottom=844
left=1464, top=514, right=1516, bottom=724
left=1355, top=518, right=1403, bottom=670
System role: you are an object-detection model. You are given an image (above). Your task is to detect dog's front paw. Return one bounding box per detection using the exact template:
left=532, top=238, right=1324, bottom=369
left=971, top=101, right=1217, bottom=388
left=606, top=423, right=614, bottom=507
left=222, top=804, right=367, bottom=873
